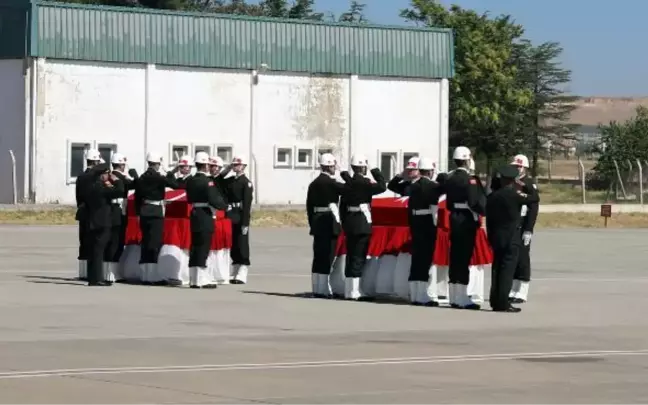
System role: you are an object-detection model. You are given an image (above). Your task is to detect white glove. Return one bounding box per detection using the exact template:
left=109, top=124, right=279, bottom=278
left=241, top=226, right=249, bottom=236
left=522, top=231, right=532, bottom=246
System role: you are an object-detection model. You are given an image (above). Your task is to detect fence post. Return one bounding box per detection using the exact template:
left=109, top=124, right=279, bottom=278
left=8, top=150, right=17, bottom=205
left=613, top=159, right=627, bottom=199
left=578, top=158, right=586, bottom=204
left=638, top=158, right=644, bottom=206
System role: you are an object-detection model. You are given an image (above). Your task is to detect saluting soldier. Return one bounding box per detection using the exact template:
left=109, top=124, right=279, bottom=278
left=339, top=155, right=386, bottom=300
left=407, top=157, right=444, bottom=306
left=486, top=165, right=540, bottom=312
left=85, top=164, right=125, bottom=286
left=508, top=154, right=539, bottom=304
left=103, top=153, right=138, bottom=283
left=75, top=149, right=102, bottom=281
left=306, top=153, right=349, bottom=298
left=134, top=152, right=179, bottom=285
left=209, top=156, right=232, bottom=196
left=186, top=152, right=228, bottom=289
left=445, top=146, right=486, bottom=310
left=387, top=156, right=420, bottom=196
left=222, top=156, right=254, bottom=284
left=167, top=155, right=193, bottom=189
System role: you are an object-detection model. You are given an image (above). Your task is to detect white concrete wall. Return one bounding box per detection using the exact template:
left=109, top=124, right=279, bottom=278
left=0, top=59, right=26, bottom=204
left=29, top=59, right=447, bottom=205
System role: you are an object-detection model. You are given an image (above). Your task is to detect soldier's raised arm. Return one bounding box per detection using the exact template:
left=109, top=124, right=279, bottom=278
left=369, top=168, right=387, bottom=195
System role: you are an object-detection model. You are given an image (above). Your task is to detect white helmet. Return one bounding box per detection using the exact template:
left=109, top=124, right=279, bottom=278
left=178, top=155, right=193, bottom=166
left=209, top=156, right=224, bottom=167
left=319, top=153, right=336, bottom=166
left=146, top=152, right=162, bottom=164
left=111, top=153, right=127, bottom=165
left=231, top=155, right=247, bottom=165
left=511, top=154, right=529, bottom=168
left=85, top=149, right=101, bottom=161
left=452, top=146, right=471, bottom=160
left=350, top=154, right=367, bottom=167
left=418, top=157, right=436, bottom=171
left=194, top=152, right=210, bottom=165
left=405, top=156, right=420, bottom=170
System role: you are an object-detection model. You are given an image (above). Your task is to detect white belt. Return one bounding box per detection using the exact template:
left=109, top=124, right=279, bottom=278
left=192, top=202, right=211, bottom=208
left=453, top=202, right=478, bottom=221
left=111, top=197, right=127, bottom=215
left=111, top=198, right=124, bottom=205
left=144, top=200, right=163, bottom=206
left=412, top=209, right=433, bottom=216
left=521, top=205, right=528, bottom=217
left=347, top=206, right=362, bottom=212
left=313, top=207, right=331, bottom=213
left=229, top=202, right=242, bottom=208
left=347, top=204, right=371, bottom=224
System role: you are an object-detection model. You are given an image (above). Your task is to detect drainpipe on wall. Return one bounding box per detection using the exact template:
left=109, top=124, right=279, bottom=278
left=27, top=57, right=38, bottom=202
left=348, top=75, right=356, bottom=166
left=144, top=64, right=153, bottom=171
left=249, top=64, right=268, bottom=205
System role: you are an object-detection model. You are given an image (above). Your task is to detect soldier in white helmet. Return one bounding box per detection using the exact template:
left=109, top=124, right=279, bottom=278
left=508, top=154, right=539, bottom=303
left=209, top=155, right=232, bottom=195
left=134, top=152, right=180, bottom=285
left=306, top=153, right=350, bottom=298
left=339, top=154, right=386, bottom=300
left=166, top=155, right=193, bottom=189
left=75, top=148, right=102, bottom=281
left=221, top=156, right=254, bottom=284
left=186, top=152, right=228, bottom=288
left=445, top=146, right=486, bottom=310
left=387, top=156, right=420, bottom=196
left=103, top=153, right=139, bottom=283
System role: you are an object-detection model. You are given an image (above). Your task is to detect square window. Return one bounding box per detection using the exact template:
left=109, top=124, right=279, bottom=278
left=98, top=144, right=117, bottom=165
left=403, top=152, right=419, bottom=170
left=380, top=152, right=398, bottom=180
left=274, top=146, right=293, bottom=168
left=296, top=148, right=313, bottom=168
left=216, top=146, right=233, bottom=163
left=69, top=143, right=89, bottom=178
left=194, top=145, right=212, bottom=155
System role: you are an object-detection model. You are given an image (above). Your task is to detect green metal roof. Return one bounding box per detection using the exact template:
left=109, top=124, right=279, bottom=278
left=1, top=0, right=454, bottom=78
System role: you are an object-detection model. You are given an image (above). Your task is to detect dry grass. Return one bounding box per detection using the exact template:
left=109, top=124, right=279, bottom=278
left=538, top=183, right=607, bottom=204
left=539, top=158, right=596, bottom=179
left=1, top=207, right=648, bottom=228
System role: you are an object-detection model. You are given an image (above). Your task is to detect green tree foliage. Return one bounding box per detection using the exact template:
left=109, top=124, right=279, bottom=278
left=338, top=1, right=368, bottom=23
left=401, top=0, right=532, bottom=166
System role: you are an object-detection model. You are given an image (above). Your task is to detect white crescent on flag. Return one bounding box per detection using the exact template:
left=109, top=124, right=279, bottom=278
left=396, top=196, right=409, bottom=203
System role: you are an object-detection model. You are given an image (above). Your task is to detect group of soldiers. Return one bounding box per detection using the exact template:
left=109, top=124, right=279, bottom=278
left=74, top=150, right=253, bottom=288
left=306, top=146, right=539, bottom=313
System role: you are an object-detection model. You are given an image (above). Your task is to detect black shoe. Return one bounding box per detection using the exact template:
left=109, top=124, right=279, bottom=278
left=230, top=279, right=245, bottom=285
left=493, top=305, right=521, bottom=313
left=357, top=296, right=375, bottom=302
left=88, top=281, right=111, bottom=287
left=463, top=303, right=481, bottom=310
left=153, top=281, right=168, bottom=286
left=411, top=302, right=423, bottom=306
left=332, top=293, right=345, bottom=300
left=511, top=298, right=526, bottom=304
left=141, top=281, right=153, bottom=286
left=203, top=284, right=218, bottom=289
left=167, top=279, right=183, bottom=287
left=450, top=303, right=460, bottom=308
left=312, top=293, right=329, bottom=299
left=190, top=285, right=200, bottom=289
left=425, top=301, right=440, bottom=307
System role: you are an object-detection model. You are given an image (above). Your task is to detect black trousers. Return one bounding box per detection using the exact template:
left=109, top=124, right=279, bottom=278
left=139, top=216, right=164, bottom=264
left=78, top=220, right=89, bottom=261
left=87, top=226, right=110, bottom=284
left=449, top=211, right=478, bottom=285
left=311, top=234, right=338, bottom=275
left=189, top=229, right=213, bottom=268
left=514, top=241, right=532, bottom=282
left=231, top=223, right=251, bottom=265
left=344, top=233, right=370, bottom=278
left=409, top=228, right=437, bottom=282
left=490, top=244, right=520, bottom=310
left=104, top=217, right=127, bottom=263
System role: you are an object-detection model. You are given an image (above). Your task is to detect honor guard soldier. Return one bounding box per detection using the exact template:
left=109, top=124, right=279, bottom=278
left=306, top=153, right=348, bottom=298
left=134, top=152, right=179, bottom=284
left=85, top=164, right=125, bottom=286
left=209, top=156, right=232, bottom=194
left=186, top=152, right=228, bottom=288
left=339, top=155, right=386, bottom=300
left=407, top=157, right=444, bottom=306
left=508, top=154, right=539, bottom=303
left=446, top=146, right=486, bottom=309
left=486, top=165, right=540, bottom=312
left=223, top=156, right=254, bottom=284
left=387, top=156, right=420, bottom=196
left=167, top=155, right=193, bottom=189
left=103, top=153, right=138, bottom=283
left=75, top=149, right=102, bottom=281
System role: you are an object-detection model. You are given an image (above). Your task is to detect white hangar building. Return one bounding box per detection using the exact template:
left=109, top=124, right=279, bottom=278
left=0, top=0, right=454, bottom=205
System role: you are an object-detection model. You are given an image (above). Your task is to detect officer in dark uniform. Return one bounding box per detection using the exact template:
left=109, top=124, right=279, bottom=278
left=407, top=157, right=445, bottom=306
left=166, top=155, right=193, bottom=189
left=75, top=149, right=102, bottom=281
left=339, top=154, right=386, bottom=300
left=103, top=153, right=138, bottom=283
left=306, top=153, right=349, bottom=298
left=134, top=152, right=179, bottom=285
left=445, top=146, right=486, bottom=310
left=185, top=152, right=228, bottom=289
left=223, top=156, right=254, bottom=284
left=209, top=156, right=231, bottom=196
left=85, top=164, right=125, bottom=286
left=486, top=165, right=540, bottom=312
left=387, top=156, right=421, bottom=196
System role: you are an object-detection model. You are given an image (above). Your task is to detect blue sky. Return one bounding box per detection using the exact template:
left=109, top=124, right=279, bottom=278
left=303, top=0, right=642, bottom=97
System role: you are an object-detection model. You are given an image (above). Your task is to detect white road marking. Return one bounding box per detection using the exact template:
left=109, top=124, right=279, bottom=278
left=0, top=349, right=646, bottom=380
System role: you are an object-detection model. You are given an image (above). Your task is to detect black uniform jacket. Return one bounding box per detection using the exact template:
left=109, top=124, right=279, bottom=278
left=85, top=177, right=125, bottom=230
left=166, top=172, right=192, bottom=189
left=339, top=169, right=387, bottom=235
left=75, top=166, right=105, bottom=221
left=109, top=170, right=137, bottom=225
left=445, top=168, right=486, bottom=216
left=408, top=177, right=445, bottom=233
left=306, top=172, right=346, bottom=237
left=223, top=174, right=254, bottom=226
left=387, top=175, right=413, bottom=196
left=490, top=168, right=539, bottom=233
left=186, top=172, right=228, bottom=233
left=486, top=185, right=540, bottom=251
left=135, top=168, right=180, bottom=217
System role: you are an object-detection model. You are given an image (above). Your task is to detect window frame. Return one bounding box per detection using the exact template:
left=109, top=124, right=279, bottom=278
left=378, top=150, right=398, bottom=180
left=274, top=145, right=293, bottom=169
left=192, top=143, right=212, bottom=157
left=295, top=146, right=314, bottom=169
left=215, top=144, right=234, bottom=165
left=97, top=143, right=118, bottom=166
left=66, top=141, right=93, bottom=184
left=168, top=143, right=190, bottom=168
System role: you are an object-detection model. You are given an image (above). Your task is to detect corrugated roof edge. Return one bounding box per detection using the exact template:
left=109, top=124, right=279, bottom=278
left=34, top=0, right=454, bottom=35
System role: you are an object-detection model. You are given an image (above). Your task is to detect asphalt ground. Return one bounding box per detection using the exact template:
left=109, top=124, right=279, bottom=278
left=0, top=226, right=647, bottom=403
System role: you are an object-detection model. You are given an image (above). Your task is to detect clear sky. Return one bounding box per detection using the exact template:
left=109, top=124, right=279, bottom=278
left=309, top=0, right=642, bottom=97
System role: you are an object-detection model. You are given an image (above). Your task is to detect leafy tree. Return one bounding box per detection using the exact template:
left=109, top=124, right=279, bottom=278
left=400, top=0, right=532, bottom=169
left=258, top=0, right=323, bottom=20
left=338, top=1, right=368, bottom=23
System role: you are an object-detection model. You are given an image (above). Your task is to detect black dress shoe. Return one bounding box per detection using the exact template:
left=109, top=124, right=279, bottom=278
left=230, top=279, right=245, bottom=285
left=332, top=293, right=344, bottom=300
left=88, top=281, right=111, bottom=287
left=357, top=296, right=375, bottom=302
left=450, top=303, right=460, bottom=308
left=425, top=301, right=440, bottom=307
left=511, top=298, right=526, bottom=304
left=203, top=284, right=218, bottom=289
left=410, top=302, right=423, bottom=306
left=492, top=306, right=521, bottom=313
left=312, top=293, right=329, bottom=299
left=464, top=303, right=481, bottom=310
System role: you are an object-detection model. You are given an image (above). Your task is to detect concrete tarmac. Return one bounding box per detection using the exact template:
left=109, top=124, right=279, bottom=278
left=0, top=225, right=647, bottom=403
